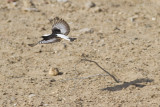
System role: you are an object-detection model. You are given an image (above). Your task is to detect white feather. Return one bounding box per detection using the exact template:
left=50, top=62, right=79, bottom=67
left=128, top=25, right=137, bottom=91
left=43, top=34, right=50, bottom=36
left=56, top=34, right=70, bottom=41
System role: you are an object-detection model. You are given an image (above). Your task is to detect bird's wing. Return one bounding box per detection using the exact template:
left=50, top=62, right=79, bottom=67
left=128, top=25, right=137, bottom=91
left=56, top=34, right=70, bottom=41
left=52, top=17, right=70, bottom=35
left=39, top=38, right=59, bottom=44
left=28, top=38, right=59, bottom=47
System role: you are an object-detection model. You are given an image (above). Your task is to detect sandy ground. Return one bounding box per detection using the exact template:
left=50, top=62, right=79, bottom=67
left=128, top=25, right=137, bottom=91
left=0, top=0, right=160, bottom=107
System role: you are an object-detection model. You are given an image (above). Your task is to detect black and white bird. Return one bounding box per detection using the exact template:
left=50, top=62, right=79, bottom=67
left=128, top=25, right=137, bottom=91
left=28, top=17, right=76, bottom=47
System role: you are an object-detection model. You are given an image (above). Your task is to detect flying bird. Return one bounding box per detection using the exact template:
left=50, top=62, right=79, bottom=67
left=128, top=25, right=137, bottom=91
left=28, top=17, right=76, bottom=47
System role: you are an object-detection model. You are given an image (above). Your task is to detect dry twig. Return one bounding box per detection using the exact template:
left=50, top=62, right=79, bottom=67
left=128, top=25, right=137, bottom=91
left=74, top=58, right=119, bottom=83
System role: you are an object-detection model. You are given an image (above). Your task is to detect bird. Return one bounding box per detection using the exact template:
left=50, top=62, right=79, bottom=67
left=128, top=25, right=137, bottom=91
left=28, top=17, right=76, bottom=47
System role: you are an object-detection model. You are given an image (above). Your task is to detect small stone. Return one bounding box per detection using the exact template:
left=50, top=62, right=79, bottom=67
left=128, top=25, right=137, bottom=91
left=64, top=2, right=71, bottom=8
left=23, top=0, right=39, bottom=12
left=62, top=43, right=67, bottom=49
left=39, top=102, right=44, bottom=106
left=7, top=0, right=18, bottom=3
left=152, top=17, right=156, bottom=21
left=92, top=7, right=102, bottom=13
left=7, top=20, right=12, bottom=23
left=50, top=79, right=56, bottom=82
left=79, top=28, right=94, bottom=34
left=130, top=15, right=138, bottom=22
left=49, top=67, right=59, bottom=76
left=43, top=104, right=49, bottom=106
left=10, top=97, right=16, bottom=101
left=85, top=1, right=96, bottom=9
left=101, top=44, right=105, bottom=46
left=57, top=0, right=68, bottom=2
left=57, top=97, right=62, bottom=101
left=7, top=0, right=18, bottom=8
left=28, top=94, right=36, bottom=98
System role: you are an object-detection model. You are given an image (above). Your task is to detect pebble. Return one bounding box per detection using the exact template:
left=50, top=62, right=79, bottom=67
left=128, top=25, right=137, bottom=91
left=28, top=94, right=36, bottom=98
left=62, top=43, right=67, bottom=49
left=6, top=0, right=18, bottom=8
left=23, top=0, right=39, bottom=12
left=57, top=0, right=68, bottom=2
left=7, top=0, right=18, bottom=3
left=49, top=67, right=59, bottom=76
left=130, top=15, right=138, bottom=22
left=85, top=1, right=96, bottom=9
left=152, top=17, right=156, bottom=21
left=92, top=7, right=102, bottom=13
left=50, top=79, right=56, bottom=82
left=43, top=104, right=49, bottom=106
left=64, top=2, right=71, bottom=8
left=79, top=28, right=94, bottom=34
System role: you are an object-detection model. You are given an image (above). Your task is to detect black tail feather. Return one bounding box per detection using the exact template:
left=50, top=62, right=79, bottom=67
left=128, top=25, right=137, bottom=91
left=41, top=36, right=49, bottom=40
left=69, top=38, right=77, bottom=42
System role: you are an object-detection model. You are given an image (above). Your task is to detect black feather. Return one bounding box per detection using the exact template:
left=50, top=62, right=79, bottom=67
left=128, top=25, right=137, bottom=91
left=69, top=38, right=77, bottom=42
left=41, top=34, right=57, bottom=40
left=52, top=27, right=61, bottom=34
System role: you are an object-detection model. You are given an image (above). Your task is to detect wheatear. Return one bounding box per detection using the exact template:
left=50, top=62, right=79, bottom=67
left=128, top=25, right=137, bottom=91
left=28, top=17, right=76, bottom=47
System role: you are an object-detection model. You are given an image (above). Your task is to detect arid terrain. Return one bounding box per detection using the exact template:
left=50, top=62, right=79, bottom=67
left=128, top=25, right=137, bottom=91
left=0, top=0, right=160, bottom=107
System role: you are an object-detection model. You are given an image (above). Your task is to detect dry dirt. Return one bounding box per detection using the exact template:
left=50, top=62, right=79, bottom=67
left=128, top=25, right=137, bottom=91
left=0, top=0, right=160, bottom=107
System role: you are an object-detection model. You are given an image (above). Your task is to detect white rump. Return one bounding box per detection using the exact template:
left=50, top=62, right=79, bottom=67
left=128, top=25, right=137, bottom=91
left=56, top=34, right=70, bottom=41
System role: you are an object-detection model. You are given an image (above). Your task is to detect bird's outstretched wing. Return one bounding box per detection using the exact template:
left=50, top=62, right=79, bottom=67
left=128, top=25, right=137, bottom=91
left=52, top=17, right=70, bottom=35
left=28, top=38, right=60, bottom=47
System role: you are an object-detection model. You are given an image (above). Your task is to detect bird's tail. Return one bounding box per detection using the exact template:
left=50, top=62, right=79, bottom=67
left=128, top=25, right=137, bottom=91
left=69, top=38, right=77, bottom=42
left=28, top=42, right=38, bottom=47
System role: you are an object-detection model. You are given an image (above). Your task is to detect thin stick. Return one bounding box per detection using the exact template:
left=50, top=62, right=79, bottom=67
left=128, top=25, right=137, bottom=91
left=75, top=58, right=119, bottom=83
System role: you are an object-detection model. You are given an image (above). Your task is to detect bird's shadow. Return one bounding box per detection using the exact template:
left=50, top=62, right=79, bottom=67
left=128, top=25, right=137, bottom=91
left=101, top=78, right=153, bottom=91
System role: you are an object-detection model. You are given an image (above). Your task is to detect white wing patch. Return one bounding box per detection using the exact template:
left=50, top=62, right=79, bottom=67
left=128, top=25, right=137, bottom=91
left=56, top=34, right=70, bottom=41
left=43, top=34, right=50, bottom=36
left=54, top=23, right=67, bottom=34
